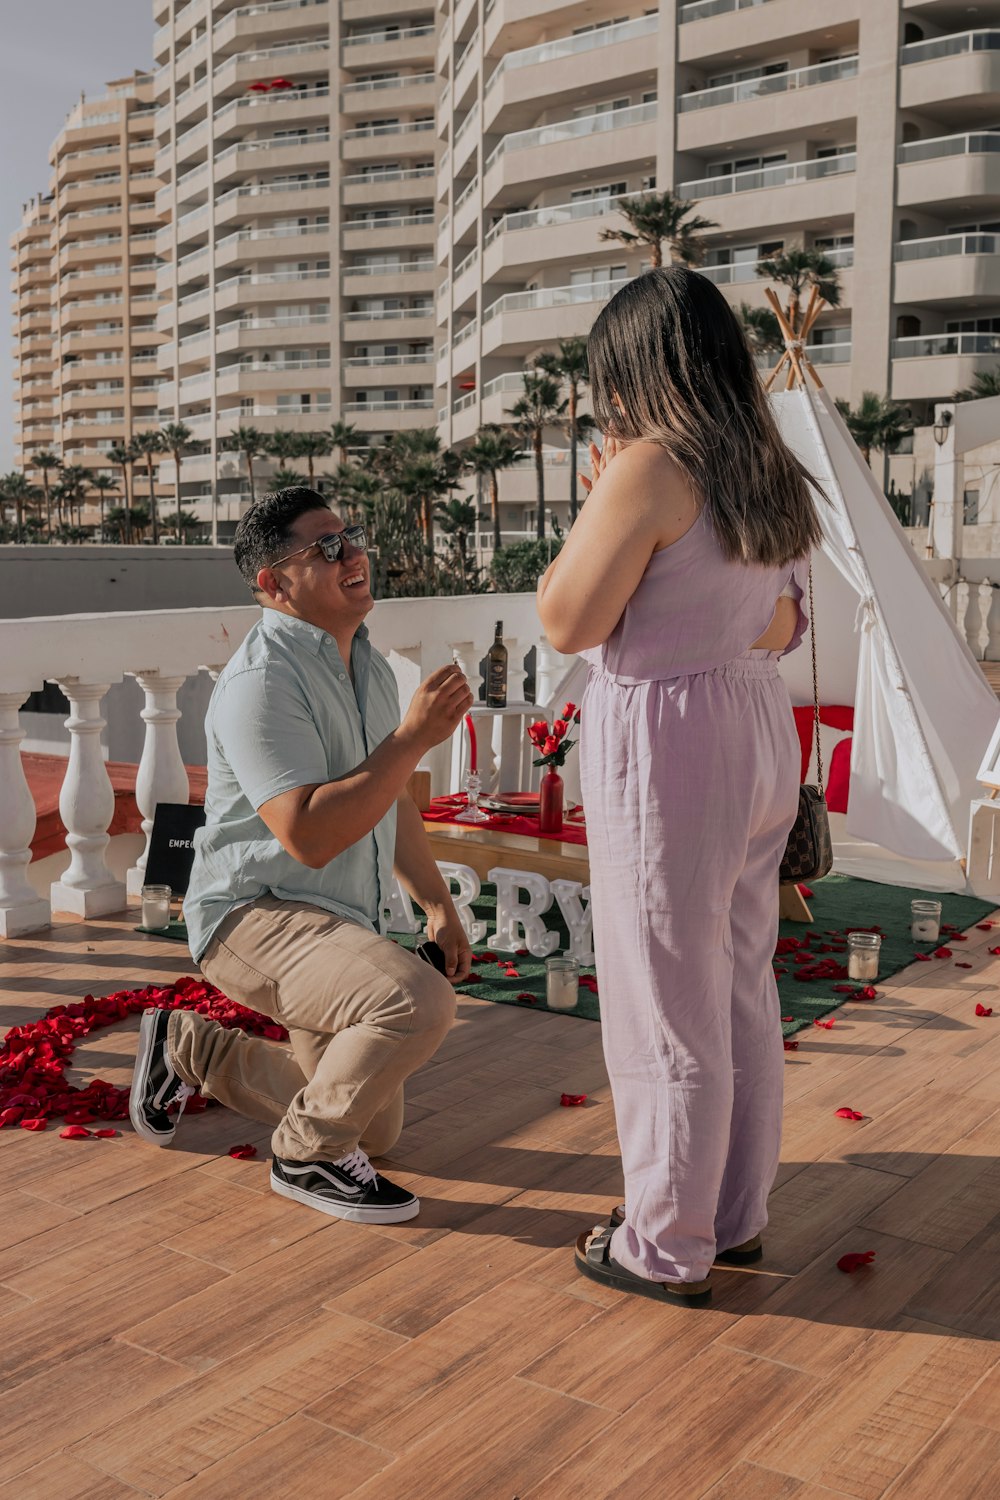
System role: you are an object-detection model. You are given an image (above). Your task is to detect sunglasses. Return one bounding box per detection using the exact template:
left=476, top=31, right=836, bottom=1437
left=270, top=525, right=368, bottom=569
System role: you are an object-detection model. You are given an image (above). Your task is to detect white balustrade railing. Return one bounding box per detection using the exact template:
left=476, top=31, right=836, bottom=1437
left=0, top=597, right=574, bottom=937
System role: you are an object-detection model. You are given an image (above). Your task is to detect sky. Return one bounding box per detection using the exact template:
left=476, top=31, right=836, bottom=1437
left=0, top=1, right=157, bottom=472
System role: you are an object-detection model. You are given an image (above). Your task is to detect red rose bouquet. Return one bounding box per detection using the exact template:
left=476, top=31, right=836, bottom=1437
left=526, top=702, right=580, bottom=768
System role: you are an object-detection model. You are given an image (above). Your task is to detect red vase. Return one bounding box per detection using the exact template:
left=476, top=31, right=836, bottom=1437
left=538, top=766, right=564, bottom=836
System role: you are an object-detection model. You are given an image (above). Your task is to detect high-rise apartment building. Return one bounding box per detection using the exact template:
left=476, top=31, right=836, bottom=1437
left=436, top=0, right=1000, bottom=527
left=152, top=0, right=437, bottom=535
left=10, top=73, right=169, bottom=521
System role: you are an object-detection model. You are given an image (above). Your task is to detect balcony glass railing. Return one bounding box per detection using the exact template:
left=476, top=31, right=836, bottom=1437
left=680, top=0, right=773, bottom=19
left=343, top=351, right=434, bottom=367
left=893, top=332, right=1000, bottom=358
left=486, top=101, right=656, bottom=169
left=343, top=398, right=434, bottom=410
left=342, top=165, right=434, bottom=185
left=212, top=87, right=332, bottom=133
left=485, top=14, right=657, bottom=93
left=343, top=119, right=434, bottom=139
left=482, top=277, right=628, bottom=321
left=342, top=72, right=434, bottom=94
left=895, top=232, right=1000, bottom=261
left=342, top=306, right=432, bottom=322
left=217, top=0, right=327, bottom=27
left=898, top=130, right=1000, bottom=164
left=485, top=189, right=643, bottom=244
left=680, top=150, right=856, bottom=198
left=453, top=245, right=479, bottom=279
left=680, top=55, right=858, bottom=112
left=343, top=260, right=433, bottom=276
left=214, top=37, right=329, bottom=75
left=342, top=23, right=434, bottom=47
left=455, top=28, right=479, bottom=75
left=451, top=316, right=477, bottom=348
left=454, top=173, right=479, bottom=212
left=901, top=29, right=1000, bottom=66
left=702, top=247, right=853, bottom=285
left=755, top=342, right=851, bottom=369
left=482, top=371, right=525, bottom=399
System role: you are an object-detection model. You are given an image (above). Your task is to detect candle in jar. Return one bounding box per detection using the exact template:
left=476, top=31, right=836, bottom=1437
left=847, top=932, right=881, bottom=981
left=545, top=956, right=580, bottom=1010
left=141, top=884, right=172, bottom=931
left=910, top=899, right=942, bottom=943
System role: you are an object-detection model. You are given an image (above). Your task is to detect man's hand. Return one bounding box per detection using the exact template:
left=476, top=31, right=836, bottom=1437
left=425, top=907, right=473, bottom=986
left=400, top=665, right=474, bottom=754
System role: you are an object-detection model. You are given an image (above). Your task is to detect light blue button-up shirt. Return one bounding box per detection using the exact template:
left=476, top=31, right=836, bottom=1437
left=183, top=610, right=400, bottom=961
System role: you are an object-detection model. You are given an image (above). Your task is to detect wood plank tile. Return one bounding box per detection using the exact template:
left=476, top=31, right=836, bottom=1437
left=903, top=1218, right=1000, bottom=1337
left=78, top=1311, right=404, bottom=1495
left=813, top=1089, right=998, bottom=1179
left=860, top=1117, right=1000, bottom=1251
left=160, top=1414, right=390, bottom=1499
left=718, top=1232, right=951, bottom=1376
left=0, top=1338, right=191, bottom=1482
left=526, top=1346, right=814, bottom=1500
left=698, top=1463, right=848, bottom=1499
left=121, top=1223, right=414, bottom=1369
left=952, top=1357, right=1000, bottom=1433
left=0, top=1190, right=80, bottom=1252
left=348, top=1377, right=614, bottom=1500
left=882, top=1417, right=1000, bottom=1498
left=161, top=1185, right=327, bottom=1271
left=307, top=1279, right=597, bottom=1449
left=764, top=1163, right=908, bottom=1274
left=0, top=1454, right=143, bottom=1500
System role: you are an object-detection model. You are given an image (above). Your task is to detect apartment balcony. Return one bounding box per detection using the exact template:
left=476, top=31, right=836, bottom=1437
left=341, top=263, right=434, bottom=298
left=704, top=251, right=854, bottom=312
left=343, top=354, right=435, bottom=387
left=481, top=278, right=624, bottom=356
left=452, top=173, right=481, bottom=241
left=216, top=404, right=333, bottom=438
left=899, top=29, right=1000, bottom=116
left=451, top=245, right=480, bottom=312
left=212, top=88, right=333, bottom=148
left=483, top=15, right=658, bottom=132
left=339, top=22, right=435, bottom=73
left=213, top=358, right=332, bottom=398
left=342, top=215, right=434, bottom=254
left=678, top=0, right=859, bottom=62
left=482, top=190, right=647, bottom=282
left=341, top=396, right=435, bottom=428
left=341, top=119, right=436, bottom=163
left=679, top=151, right=856, bottom=237
left=340, top=73, right=435, bottom=117
left=341, top=307, right=434, bottom=341
left=677, top=56, right=859, bottom=153
left=211, top=225, right=330, bottom=273
left=484, top=102, right=657, bottom=204
left=897, top=132, right=1000, bottom=211
left=213, top=177, right=332, bottom=229
left=212, top=0, right=330, bottom=53
left=212, top=38, right=331, bottom=95
left=341, top=165, right=435, bottom=206
left=211, top=132, right=332, bottom=193
left=892, top=331, right=1000, bottom=401
left=894, top=233, right=1000, bottom=307
left=451, top=29, right=481, bottom=111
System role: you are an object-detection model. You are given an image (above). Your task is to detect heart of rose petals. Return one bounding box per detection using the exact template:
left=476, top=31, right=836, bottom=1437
left=975, top=1003, right=994, bottom=1017
left=228, top=1144, right=257, bottom=1160
left=834, top=1107, right=864, bottom=1121
left=837, top=1250, right=876, bottom=1273
left=559, top=1092, right=587, bottom=1107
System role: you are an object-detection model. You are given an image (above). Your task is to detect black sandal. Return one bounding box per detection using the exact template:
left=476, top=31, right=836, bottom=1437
left=608, top=1204, right=764, bottom=1265
left=574, top=1225, right=713, bottom=1306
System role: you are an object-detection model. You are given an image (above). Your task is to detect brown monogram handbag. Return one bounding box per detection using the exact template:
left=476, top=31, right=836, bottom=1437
left=779, top=565, right=833, bottom=884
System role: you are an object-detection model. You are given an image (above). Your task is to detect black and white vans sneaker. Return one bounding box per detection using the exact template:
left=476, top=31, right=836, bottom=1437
left=270, top=1148, right=419, bottom=1224
left=129, top=1007, right=194, bottom=1146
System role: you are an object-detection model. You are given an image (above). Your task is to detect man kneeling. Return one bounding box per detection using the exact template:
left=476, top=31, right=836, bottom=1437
left=129, top=487, right=474, bottom=1223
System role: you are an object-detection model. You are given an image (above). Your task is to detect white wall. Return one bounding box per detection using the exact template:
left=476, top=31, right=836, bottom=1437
left=0, top=545, right=250, bottom=620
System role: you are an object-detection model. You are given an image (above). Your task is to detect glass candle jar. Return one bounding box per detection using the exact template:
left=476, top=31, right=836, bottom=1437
left=847, top=932, right=881, bottom=982
left=545, top=955, right=580, bottom=1010
left=141, top=883, right=172, bottom=932
left=911, top=899, right=942, bottom=944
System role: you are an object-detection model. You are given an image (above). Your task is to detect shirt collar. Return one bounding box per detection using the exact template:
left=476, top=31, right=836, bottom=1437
left=260, top=609, right=370, bottom=658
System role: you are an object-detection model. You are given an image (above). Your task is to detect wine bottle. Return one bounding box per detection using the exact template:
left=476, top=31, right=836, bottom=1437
left=485, top=620, right=508, bottom=708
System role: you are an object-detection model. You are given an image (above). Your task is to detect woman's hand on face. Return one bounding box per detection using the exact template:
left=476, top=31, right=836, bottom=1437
left=579, top=435, right=621, bottom=497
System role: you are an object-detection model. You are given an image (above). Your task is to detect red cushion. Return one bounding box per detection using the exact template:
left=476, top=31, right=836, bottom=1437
left=25, top=753, right=207, bottom=862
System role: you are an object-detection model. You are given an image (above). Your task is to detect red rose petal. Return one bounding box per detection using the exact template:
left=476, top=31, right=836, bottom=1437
left=956, top=962, right=973, bottom=969
left=933, top=947, right=953, bottom=958
left=814, top=1018, right=836, bottom=1029
left=781, top=1015, right=793, bottom=1023
left=93, top=1128, right=118, bottom=1138
left=832, top=984, right=856, bottom=993
left=783, top=1039, right=799, bottom=1051
left=975, top=1003, right=994, bottom=1017
left=19, top=1118, right=48, bottom=1131
left=914, top=952, right=933, bottom=962
left=834, top=1107, right=864, bottom=1121
left=989, top=947, right=1000, bottom=956
left=559, top=1092, right=587, bottom=1107
left=837, top=1250, right=876, bottom=1273
left=516, top=993, right=537, bottom=1005
left=976, top=923, right=993, bottom=930
left=59, top=1125, right=93, bottom=1139
left=228, top=1144, right=257, bottom=1160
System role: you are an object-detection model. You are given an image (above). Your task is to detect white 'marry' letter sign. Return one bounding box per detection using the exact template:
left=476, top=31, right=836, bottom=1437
left=382, top=876, right=421, bottom=934
left=550, top=879, right=594, bottom=965
left=436, top=860, right=487, bottom=944
left=487, top=866, right=559, bottom=958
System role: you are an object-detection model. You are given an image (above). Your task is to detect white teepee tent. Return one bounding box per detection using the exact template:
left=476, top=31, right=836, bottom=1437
left=553, top=384, right=999, bottom=893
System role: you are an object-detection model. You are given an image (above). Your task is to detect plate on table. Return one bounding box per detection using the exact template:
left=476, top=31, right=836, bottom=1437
left=482, top=791, right=539, bottom=816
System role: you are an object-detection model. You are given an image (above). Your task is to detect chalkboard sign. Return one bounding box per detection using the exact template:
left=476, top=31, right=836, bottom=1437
left=144, top=802, right=206, bottom=895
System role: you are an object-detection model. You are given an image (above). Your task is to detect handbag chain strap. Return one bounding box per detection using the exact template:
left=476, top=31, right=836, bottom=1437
left=807, top=561, right=824, bottom=798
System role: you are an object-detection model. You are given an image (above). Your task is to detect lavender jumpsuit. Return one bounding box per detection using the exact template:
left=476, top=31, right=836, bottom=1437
left=580, top=508, right=807, bottom=1285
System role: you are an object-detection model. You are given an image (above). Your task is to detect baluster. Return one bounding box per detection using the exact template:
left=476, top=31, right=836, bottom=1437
left=49, top=679, right=126, bottom=917
left=962, top=579, right=985, bottom=660
left=126, top=673, right=191, bottom=897
left=0, top=691, right=51, bottom=937
left=507, top=636, right=528, bottom=705
left=978, top=581, right=993, bottom=659
left=534, top=633, right=567, bottom=711
left=985, top=584, right=1000, bottom=662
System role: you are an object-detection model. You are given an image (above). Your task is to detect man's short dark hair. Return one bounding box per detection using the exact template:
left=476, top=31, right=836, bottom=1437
left=233, top=487, right=331, bottom=593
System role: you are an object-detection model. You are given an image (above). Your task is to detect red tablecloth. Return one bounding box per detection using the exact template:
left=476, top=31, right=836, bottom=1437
left=422, top=793, right=589, bottom=847
left=25, top=753, right=207, bottom=862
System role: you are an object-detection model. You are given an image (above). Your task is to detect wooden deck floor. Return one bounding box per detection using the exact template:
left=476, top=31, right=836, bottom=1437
left=2, top=910, right=1000, bottom=1499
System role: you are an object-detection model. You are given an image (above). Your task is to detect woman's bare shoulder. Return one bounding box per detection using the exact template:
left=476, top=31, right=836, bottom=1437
left=604, top=441, right=700, bottom=547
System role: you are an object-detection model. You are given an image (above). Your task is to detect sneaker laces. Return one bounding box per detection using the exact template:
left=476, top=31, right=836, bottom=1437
left=333, top=1147, right=377, bottom=1186
left=171, top=1082, right=195, bottom=1114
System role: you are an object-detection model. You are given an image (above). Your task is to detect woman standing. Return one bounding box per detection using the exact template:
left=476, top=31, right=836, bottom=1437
left=537, top=267, right=821, bottom=1305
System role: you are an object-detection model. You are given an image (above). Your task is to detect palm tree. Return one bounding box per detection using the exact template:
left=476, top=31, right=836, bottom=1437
left=132, top=430, right=164, bottom=544
left=28, top=449, right=61, bottom=537
left=266, top=428, right=302, bottom=477
left=953, top=367, right=1000, bottom=402
left=271, top=466, right=302, bottom=490
left=159, top=421, right=194, bottom=539
left=0, top=471, right=41, bottom=542
left=508, top=372, right=568, bottom=540
left=835, top=392, right=913, bottom=492
left=59, top=464, right=92, bottom=532
left=535, top=338, right=590, bottom=523
left=756, top=248, right=842, bottom=328
left=222, top=425, right=267, bottom=504
left=90, top=472, right=118, bottom=541
left=330, top=419, right=360, bottom=467
left=738, top=303, right=785, bottom=357
left=162, top=508, right=201, bottom=543
left=463, top=424, right=524, bottom=553
left=295, top=431, right=333, bottom=486
left=599, top=190, right=718, bottom=269
left=108, top=443, right=137, bottom=543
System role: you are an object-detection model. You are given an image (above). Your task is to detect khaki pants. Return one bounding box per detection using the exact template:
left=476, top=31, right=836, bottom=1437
left=167, top=896, right=455, bottom=1162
